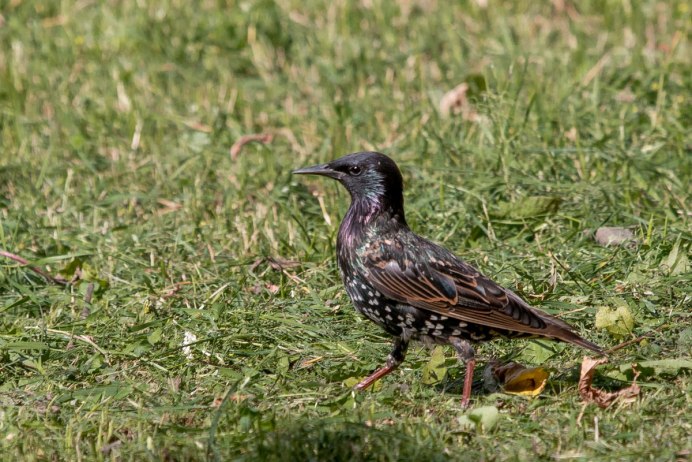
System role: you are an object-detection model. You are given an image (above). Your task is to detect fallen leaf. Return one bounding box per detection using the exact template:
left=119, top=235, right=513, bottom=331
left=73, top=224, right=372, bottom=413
left=458, top=406, right=500, bottom=432
left=594, top=227, right=637, bottom=247
left=157, top=199, right=182, bottom=215
left=230, top=133, right=273, bottom=160
left=422, top=346, right=448, bottom=385
left=439, top=83, right=479, bottom=120
left=578, top=357, right=640, bottom=408
left=484, top=362, right=549, bottom=397
left=595, top=303, right=634, bottom=338
left=662, top=238, right=690, bottom=275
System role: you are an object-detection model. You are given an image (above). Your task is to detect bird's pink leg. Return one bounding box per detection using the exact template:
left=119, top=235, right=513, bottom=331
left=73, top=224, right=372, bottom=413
left=451, top=338, right=476, bottom=408
left=354, top=337, right=408, bottom=391
left=460, top=358, right=476, bottom=408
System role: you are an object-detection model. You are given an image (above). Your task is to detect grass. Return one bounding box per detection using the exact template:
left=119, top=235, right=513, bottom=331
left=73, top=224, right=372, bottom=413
left=1, top=0, right=690, bottom=460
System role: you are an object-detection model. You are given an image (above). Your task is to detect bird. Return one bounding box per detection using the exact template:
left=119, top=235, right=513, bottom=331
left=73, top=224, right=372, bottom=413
left=293, top=151, right=604, bottom=407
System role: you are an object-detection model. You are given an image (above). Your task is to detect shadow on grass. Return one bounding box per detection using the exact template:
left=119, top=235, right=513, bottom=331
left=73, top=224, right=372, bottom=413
left=214, top=419, right=451, bottom=462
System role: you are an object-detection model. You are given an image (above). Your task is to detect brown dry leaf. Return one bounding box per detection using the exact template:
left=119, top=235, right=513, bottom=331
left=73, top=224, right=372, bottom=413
left=230, top=133, right=274, bottom=160
left=439, top=83, right=478, bottom=120
left=157, top=199, right=183, bottom=215
left=578, top=357, right=640, bottom=408
left=484, top=361, right=549, bottom=397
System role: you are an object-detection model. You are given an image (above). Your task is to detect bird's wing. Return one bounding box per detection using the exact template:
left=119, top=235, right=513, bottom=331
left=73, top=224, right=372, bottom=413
left=361, top=237, right=601, bottom=350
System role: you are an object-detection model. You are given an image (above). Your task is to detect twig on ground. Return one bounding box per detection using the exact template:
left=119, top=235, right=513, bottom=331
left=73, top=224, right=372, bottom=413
left=606, top=327, right=665, bottom=354
left=0, top=249, right=69, bottom=286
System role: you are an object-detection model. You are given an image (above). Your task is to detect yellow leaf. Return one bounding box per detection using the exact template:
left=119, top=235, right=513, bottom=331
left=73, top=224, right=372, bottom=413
left=494, top=362, right=549, bottom=397
left=422, top=346, right=448, bottom=385
left=502, top=366, right=549, bottom=396
left=595, top=302, right=634, bottom=338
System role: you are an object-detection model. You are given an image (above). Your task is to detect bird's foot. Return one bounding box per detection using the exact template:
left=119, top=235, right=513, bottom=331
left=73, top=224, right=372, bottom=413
left=353, top=364, right=396, bottom=391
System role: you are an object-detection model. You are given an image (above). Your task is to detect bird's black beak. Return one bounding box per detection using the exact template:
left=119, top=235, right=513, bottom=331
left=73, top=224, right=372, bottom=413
left=292, top=163, right=342, bottom=179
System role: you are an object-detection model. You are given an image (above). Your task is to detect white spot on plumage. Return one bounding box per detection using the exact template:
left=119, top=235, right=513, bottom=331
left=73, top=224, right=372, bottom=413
left=430, top=315, right=438, bottom=321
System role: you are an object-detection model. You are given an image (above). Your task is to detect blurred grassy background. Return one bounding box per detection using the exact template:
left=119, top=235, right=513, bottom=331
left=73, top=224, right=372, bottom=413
left=1, top=0, right=690, bottom=460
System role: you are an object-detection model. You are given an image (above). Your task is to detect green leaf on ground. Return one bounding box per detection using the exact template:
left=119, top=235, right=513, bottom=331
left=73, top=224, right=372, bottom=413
left=458, top=406, right=500, bottom=432
left=662, top=238, right=690, bottom=275
left=422, top=346, right=447, bottom=384
left=595, top=302, right=635, bottom=338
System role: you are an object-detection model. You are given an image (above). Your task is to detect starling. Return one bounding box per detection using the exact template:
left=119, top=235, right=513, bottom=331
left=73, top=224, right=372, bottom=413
left=293, top=152, right=604, bottom=406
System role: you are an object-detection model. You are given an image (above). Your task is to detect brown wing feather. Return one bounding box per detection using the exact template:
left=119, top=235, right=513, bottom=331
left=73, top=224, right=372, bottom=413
left=362, top=240, right=603, bottom=354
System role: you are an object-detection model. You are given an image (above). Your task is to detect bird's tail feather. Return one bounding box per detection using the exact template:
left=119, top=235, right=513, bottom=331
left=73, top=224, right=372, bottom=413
left=552, top=329, right=605, bottom=356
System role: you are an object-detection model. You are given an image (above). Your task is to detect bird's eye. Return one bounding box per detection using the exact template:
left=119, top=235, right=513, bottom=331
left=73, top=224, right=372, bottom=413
left=349, top=165, right=362, bottom=176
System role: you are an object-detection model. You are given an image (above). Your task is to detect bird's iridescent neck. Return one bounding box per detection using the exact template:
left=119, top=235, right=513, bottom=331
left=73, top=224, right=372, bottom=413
left=337, top=195, right=406, bottom=250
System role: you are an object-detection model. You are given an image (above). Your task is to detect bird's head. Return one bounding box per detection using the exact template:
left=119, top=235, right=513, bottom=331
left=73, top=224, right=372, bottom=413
left=293, top=152, right=405, bottom=218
